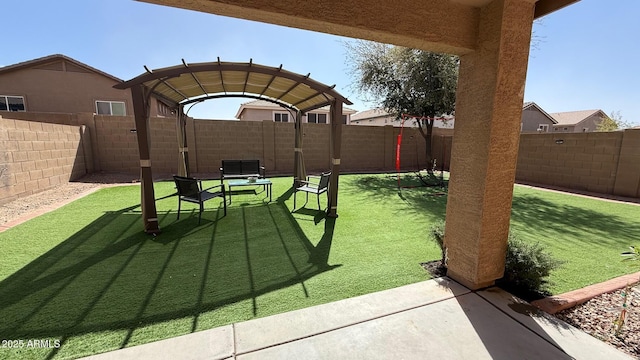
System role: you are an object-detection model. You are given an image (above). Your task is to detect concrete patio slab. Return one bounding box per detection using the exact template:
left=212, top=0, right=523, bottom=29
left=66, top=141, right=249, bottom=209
left=237, top=292, right=571, bottom=360
left=81, top=325, right=234, bottom=360
left=477, top=287, right=633, bottom=360
left=79, top=278, right=634, bottom=360
left=234, top=277, right=469, bottom=354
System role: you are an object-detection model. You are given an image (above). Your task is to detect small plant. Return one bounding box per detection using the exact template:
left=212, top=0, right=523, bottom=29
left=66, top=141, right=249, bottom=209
left=612, top=245, right=640, bottom=336
left=612, top=284, right=632, bottom=337
left=621, top=245, right=640, bottom=262
left=429, top=220, right=446, bottom=265
left=500, top=233, right=564, bottom=298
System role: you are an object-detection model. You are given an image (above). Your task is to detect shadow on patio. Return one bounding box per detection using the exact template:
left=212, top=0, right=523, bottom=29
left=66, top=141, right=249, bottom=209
left=0, top=191, right=339, bottom=350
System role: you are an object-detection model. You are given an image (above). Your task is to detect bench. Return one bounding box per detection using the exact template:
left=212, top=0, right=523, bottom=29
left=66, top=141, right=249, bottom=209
left=220, top=160, right=266, bottom=184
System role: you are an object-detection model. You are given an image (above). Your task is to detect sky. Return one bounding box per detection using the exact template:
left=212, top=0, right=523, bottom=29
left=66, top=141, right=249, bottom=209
left=2, top=0, right=639, bottom=126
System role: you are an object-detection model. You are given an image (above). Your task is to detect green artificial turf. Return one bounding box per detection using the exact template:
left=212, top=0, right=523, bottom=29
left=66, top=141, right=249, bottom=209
left=0, top=174, right=441, bottom=359
left=1, top=173, right=638, bottom=359
left=510, top=185, right=640, bottom=294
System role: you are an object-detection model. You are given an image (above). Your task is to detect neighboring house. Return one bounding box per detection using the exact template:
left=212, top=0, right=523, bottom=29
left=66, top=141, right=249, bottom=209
left=521, top=101, right=557, bottom=133
left=549, top=109, right=607, bottom=133
left=350, top=108, right=454, bottom=128
left=350, top=108, right=396, bottom=126
left=351, top=102, right=606, bottom=134
left=0, top=54, right=172, bottom=117
left=235, top=100, right=356, bottom=124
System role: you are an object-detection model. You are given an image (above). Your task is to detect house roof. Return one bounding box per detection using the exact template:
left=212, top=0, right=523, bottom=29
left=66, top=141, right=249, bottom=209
left=351, top=108, right=394, bottom=121
left=550, top=109, right=606, bottom=126
left=235, top=99, right=356, bottom=119
left=0, top=54, right=124, bottom=83
left=116, top=60, right=353, bottom=114
left=523, top=101, right=557, bottom=124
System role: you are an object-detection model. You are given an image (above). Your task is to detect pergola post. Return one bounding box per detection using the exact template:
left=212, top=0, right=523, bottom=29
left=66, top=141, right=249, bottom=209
left=293, top=110, right=306, bottom=188
left=177, top=104, right=190, bottom=177
left=443, top=0, right=534, bottom=289
left=131, top=84, right=160, bottom=234
left=327, top=100, right=343, bottom=218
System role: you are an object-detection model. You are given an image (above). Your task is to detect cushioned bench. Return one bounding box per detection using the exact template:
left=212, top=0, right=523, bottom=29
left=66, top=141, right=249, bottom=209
left=220, top=160, right=266, bottom=184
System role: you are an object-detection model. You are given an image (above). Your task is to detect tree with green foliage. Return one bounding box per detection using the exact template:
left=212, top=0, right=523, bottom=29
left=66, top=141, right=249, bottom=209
left=597, top=110, right=631, bottom=132
left=345, top=41, right=458, bottom=167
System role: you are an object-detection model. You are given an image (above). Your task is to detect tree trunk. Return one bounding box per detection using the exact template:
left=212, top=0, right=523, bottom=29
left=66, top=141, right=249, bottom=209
left=417, top=118, right=435, bottom=172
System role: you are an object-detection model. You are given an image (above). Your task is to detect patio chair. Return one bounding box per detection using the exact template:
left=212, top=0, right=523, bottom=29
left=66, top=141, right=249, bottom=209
left=173, top=175, right=227, bottom=224
left=294, top=171, right=331, bottom=210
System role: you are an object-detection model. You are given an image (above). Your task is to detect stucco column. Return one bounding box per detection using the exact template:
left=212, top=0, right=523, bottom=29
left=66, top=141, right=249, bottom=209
left=444, top=0, right=534, bottom=290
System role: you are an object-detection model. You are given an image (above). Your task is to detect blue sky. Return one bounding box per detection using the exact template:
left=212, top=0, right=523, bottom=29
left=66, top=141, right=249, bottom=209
left=2, top=0, right=639, bottom=125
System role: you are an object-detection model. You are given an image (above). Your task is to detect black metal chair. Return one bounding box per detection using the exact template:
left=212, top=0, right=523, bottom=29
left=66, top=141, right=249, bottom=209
left=294, top=172, right=331, bottom=210
left=173, top=175, right=226, bottom=224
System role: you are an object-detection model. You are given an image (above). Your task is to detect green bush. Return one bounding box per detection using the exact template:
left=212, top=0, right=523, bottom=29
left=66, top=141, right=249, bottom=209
left=499, top=233, right=564, bottom=299
left=427, top=223, right=562, bottom=299
left=429, top=220, right=446, bottom=264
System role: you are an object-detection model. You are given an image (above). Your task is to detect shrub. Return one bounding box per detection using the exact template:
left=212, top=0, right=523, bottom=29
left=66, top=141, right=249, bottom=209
left=427, top=223, right=563, bottom=299
left=429, top=220, right=446, bottom=264
left=499, top=233, right=564, bottom=299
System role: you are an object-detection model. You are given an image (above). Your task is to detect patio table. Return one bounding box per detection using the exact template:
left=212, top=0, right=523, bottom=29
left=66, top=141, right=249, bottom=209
left=227, top=178, right=272, bottom=204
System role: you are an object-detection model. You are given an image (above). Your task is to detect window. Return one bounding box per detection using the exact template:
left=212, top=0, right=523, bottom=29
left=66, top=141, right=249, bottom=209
left=582, top=128, right=589, bottom=132
left=307, top=113, right=327, bottom=124
left=0, top=95, right=26, bottom=111
left=342, top=115, right=348, bottom=124
left=157, top=101, right=175, bottom=117
left=537, top=124, right=549, bottom=132
left=96, top=101, right=126, bottom=116
left=274, top=112, right=289, bottom=122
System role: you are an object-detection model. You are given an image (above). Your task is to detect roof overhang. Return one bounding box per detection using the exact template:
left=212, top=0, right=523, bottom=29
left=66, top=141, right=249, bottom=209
left=115, top=59, right=352, bottom=113
left=138, top=0, right=580, bottom=55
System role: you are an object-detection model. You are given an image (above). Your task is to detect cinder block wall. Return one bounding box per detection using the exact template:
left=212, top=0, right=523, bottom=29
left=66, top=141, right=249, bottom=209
left=5, top=111, right=639, bottom=201
left=613, top=129, right=640, bottom=197
left=516, top=132, right=624, bottom=194
left=0, top=116, right=90, bottom=204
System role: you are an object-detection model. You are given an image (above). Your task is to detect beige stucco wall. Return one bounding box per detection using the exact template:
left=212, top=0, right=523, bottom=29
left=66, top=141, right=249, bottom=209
left=351, top=115, right=396, bottom=126
left=240, top=108, right=351, bottom=124
left=574, top=113, right=602, bottom=132
left=0, top=61, right=168, bottom=118
left=521, top=106, right=554, bottom=133
left=0, top=65, right=133, bottom=115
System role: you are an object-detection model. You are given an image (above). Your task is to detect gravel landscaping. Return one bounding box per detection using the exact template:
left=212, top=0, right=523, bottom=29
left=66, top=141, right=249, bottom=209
left=555, top=284, right=640, bottom=358
left=0, top=173, right=138, bottom=226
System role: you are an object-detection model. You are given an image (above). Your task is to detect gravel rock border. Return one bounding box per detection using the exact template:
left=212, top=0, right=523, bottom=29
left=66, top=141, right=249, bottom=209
left=0, top=173, right=138, bottom=226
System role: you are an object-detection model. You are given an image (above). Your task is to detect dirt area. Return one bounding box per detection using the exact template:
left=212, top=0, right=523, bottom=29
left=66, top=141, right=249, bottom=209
left=422, top=260, right=640, bottom=357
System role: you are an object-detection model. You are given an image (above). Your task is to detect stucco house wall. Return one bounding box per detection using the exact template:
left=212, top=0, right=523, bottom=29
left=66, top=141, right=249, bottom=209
left=0, top=55, right=169, bottom=118
left=236, top=100, right=354, bottom=124
left=521, top=104, right=555, bottom=133
left=551, top=110, right=606, bottom=133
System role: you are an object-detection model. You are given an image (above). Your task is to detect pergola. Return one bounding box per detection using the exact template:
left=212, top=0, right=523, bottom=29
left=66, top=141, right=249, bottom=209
left=115, top=60, right=353, bottom=234
left=137, top=0, right=581, bottom=290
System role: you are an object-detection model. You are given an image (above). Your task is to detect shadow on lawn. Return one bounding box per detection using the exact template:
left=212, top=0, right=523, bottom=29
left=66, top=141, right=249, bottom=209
left=349, top=174, right=448, bottom=218
left=0, top=189, right=338, bottom=352
left=510, top=194, right=640, bottom=245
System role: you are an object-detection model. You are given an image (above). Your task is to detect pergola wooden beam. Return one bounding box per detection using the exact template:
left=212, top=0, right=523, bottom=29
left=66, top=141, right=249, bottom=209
left=118, top=60, right=352, bottom=233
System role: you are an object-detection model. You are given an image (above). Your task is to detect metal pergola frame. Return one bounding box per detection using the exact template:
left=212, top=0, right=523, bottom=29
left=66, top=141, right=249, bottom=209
left=115, top=59, right=352, bottom=233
